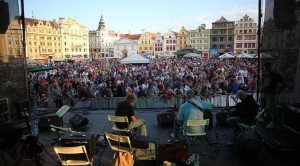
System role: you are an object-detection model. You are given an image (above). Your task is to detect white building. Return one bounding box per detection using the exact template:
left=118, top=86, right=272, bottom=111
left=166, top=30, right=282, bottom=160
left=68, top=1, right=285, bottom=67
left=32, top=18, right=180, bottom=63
left=163, top=30, right=177, bottom=53
left=56, top=17, right=89, bottom=59
left=89, top=15, right=119, bottom=58
left=234, top=14, right=258, bottom=54
left=154, top=32, right=163, bottom=57
left=114, top=34, right=141, bottom=58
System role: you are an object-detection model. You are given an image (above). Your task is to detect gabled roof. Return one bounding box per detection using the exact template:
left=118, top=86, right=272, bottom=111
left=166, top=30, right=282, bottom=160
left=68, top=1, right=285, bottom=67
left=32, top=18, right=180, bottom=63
left=146, top=32, right=157, bottom=39
left=214, top=16, right=228, bottom=23
left=25, top=18, right=58, bottom=29
left=120, top=34, right=142, bottom=40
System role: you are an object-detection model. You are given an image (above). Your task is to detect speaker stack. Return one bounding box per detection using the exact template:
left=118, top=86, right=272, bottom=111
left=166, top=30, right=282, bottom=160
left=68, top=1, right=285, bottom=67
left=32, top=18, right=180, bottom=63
left=69, top=113, right=89, bottom=129
left=38, top=115, right=61, bottom=131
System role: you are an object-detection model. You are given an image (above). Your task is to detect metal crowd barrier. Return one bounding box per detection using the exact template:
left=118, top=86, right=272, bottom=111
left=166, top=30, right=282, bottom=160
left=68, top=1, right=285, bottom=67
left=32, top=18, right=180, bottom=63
left=54, top=93, right=257, bottom=110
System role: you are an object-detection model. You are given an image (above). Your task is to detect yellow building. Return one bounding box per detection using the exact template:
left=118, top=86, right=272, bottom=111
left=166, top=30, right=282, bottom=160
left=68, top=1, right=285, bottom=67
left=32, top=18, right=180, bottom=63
left=57, top=17, right=89, bottom=59
left=138, top=32, right=157, bottom=54
left=176, top=26, right=190, bottom=51
left=25, top=18, right=62, bottom=61
left=0, top=18, right=23, bottom=62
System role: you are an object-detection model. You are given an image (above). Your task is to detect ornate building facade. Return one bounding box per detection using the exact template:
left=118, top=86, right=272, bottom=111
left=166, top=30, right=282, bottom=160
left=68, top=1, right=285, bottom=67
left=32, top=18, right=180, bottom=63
left=163, top=30, right=177, bottom=53
left=234, top=14, right=258, bottom=54
left=154, top=32, right=163, bottom=57
left=57, top=17, right=89, bottom=59
left=189, top=24, right=211, bottom=55
left=137, top=32, right=156, bottom=54
left=89, top=15, right=119, bottom=58
left=114, top=34, right=141, bottom=58
left=0, top=18, right=23, bottom=62
left=25, top=18, right=62, bottom=61
left=176, top=26, right=190, bottom=51
left=211, top=16, right=235, bottom=55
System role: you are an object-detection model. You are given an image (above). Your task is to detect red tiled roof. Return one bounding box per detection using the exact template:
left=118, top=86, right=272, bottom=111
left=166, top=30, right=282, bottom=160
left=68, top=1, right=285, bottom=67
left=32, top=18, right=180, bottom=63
left=146, top=32, right=157, bottom=39
left=120, top=34, right=142, bottom=40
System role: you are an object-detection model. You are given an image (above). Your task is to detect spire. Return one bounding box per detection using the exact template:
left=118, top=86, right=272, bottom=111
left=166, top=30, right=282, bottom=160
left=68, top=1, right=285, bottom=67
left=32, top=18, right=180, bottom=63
left=98, top=15, right=105, bottom=30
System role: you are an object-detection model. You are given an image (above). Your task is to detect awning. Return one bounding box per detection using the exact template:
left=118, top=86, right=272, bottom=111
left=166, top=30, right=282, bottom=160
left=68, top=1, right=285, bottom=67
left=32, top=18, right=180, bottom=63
left=27, top=65, right=56, bottom=73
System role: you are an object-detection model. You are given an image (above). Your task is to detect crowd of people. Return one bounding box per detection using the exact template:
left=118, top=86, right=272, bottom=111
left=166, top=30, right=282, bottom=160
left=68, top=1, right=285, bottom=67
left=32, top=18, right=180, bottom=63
left=27, top=56, right=258, bottom=108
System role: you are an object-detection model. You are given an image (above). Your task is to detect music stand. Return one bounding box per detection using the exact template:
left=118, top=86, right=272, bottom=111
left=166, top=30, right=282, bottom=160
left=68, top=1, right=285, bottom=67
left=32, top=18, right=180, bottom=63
left=55, top=105, right=70, bottom=127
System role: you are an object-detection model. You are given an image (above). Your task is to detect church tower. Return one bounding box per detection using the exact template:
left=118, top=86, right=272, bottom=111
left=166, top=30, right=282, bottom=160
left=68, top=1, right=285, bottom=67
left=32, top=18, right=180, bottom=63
left=98, top=15, right=105, bottom=30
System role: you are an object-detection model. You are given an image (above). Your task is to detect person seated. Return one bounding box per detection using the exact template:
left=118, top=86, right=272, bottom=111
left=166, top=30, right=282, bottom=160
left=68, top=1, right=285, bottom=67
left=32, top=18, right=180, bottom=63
left=40, top=94, right=48, bottom=108
left=226, top=90, right=259, bottom=136
left=171, top=90, right=212, bottom=139
left=115, top=93, right=147, bottom=136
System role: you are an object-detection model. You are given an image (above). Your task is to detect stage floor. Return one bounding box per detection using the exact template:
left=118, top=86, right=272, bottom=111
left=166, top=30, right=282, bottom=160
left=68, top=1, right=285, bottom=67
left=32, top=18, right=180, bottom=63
left=13, top=108, right=300, bottom=166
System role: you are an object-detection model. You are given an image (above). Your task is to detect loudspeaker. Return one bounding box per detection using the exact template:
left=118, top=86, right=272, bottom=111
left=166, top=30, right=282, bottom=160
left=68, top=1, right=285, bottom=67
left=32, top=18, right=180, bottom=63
left=60, top=133, right=95, bottom=159
left=273, top=0, right=297, bottom=29
left=159, top=140, right=188, bottom=165
left=69, top=113, right=89, bottom=129
left=157, top=112, right=176, bottom=127
left=16, top=99, right=30, bottom=118
left=0, top=1, right=9, bottom=34
left=38, top=115, right=61, bottom=131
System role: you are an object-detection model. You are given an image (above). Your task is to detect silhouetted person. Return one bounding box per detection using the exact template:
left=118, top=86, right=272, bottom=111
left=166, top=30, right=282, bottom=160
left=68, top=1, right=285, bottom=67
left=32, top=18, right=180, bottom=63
left=261, top=62, right=286, bottom=129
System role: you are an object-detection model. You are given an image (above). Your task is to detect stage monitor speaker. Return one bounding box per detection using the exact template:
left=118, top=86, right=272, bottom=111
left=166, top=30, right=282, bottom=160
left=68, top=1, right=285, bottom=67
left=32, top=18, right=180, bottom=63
left=38, top=115, right=61, bottom=131
left=60, top=133, right=95, bottom=159
left=16, top=99, right=30, bottom=118
left=69, top=113, right=89, bottom=129
left=273, top=0, right=297, bottom=29
left=0, top=1, right=9, bottom=34
left=157, top=112, right=176, bottom=127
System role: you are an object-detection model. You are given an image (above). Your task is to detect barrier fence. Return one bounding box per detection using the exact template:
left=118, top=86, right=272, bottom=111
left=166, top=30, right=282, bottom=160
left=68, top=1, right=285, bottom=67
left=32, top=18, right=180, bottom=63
left=50, top=93, right=258, bottom=110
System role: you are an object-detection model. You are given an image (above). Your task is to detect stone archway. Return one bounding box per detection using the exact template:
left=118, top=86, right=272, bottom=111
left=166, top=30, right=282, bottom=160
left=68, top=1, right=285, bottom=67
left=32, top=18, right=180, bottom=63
left=122, top=49, right=128, bottom=58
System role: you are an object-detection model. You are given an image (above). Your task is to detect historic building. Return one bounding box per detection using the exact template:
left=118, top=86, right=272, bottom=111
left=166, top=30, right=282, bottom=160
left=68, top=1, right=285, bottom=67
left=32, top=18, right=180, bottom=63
left=137, top=32, right=157, bottom=54
left=89, top=15, right=119, bottom=58
left=234, top=14, right=258, bottom=54
left=154, top=32, right=163, bottom=57
left=211, top=16, right=235, bottom=55
left=0, top=18, right=23, bottom=62
left=114, top=34, right=141, bottom=58
left=189, top=24, right=211, bottom=55
left=25, top=18, right=62, bottom=61
left=176, top=26, right=190, bottom=51
left=57, top=17, right=89, bottom=59
left=163, top=30, right=177, bottom=53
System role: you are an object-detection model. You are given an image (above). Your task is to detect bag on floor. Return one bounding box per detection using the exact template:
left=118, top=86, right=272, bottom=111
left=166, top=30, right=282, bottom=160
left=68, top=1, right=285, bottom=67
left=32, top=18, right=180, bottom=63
left=114, top=152, right=134, bottom=166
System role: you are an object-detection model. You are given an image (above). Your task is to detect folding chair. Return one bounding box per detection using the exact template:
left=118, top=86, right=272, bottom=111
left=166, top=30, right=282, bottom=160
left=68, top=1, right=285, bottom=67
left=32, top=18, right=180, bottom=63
left=184, top=119, right=210, bottom=166
left=107, top=115, right=132, bottom=135
left=237, top=108, right=265, bottom=132
left=53, top=145, right=93, bottom=166
left=105, top=132, right=135, bottom=166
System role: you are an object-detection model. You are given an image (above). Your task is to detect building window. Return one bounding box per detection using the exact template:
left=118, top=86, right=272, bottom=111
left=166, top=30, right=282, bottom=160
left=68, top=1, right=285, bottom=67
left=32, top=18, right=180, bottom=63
left=212, top=37, right=217, bottom=41
left=219, top=45, right=224, bottom=49
left=244, top=30, right=247, bottom=33
left=220, top=37, right=224, bottom=41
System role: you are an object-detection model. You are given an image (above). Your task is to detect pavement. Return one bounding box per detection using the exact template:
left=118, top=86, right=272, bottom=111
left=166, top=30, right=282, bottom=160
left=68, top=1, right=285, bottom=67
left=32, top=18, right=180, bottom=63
left=9, top=107, right=300, bottom=166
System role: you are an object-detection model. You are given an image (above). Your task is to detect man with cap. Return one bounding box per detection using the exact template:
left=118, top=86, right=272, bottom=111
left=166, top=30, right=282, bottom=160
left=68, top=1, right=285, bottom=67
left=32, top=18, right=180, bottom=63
left=171, top=90, right=212, bottom=139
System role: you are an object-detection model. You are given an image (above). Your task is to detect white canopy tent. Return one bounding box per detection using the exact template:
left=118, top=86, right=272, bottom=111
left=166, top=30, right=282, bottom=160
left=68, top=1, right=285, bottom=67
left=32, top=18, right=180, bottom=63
left=253, top=53, right=273, bottom=58
left=120, top=53, right=150, bottom=64
left=237, top=53, right=253, bottom=58
left=218, top=53, right=235, bottom=59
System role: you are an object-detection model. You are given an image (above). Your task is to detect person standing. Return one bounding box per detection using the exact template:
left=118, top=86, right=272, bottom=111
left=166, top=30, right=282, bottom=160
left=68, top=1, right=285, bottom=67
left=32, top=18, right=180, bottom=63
left=261, top=62, right=286, bottom=129
left=115, top=93, right=147, bottom=136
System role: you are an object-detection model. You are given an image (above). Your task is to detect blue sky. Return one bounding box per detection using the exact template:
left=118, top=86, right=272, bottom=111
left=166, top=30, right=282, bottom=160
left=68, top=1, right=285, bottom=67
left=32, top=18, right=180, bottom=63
left=24, top=0, right=261, bottom=34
